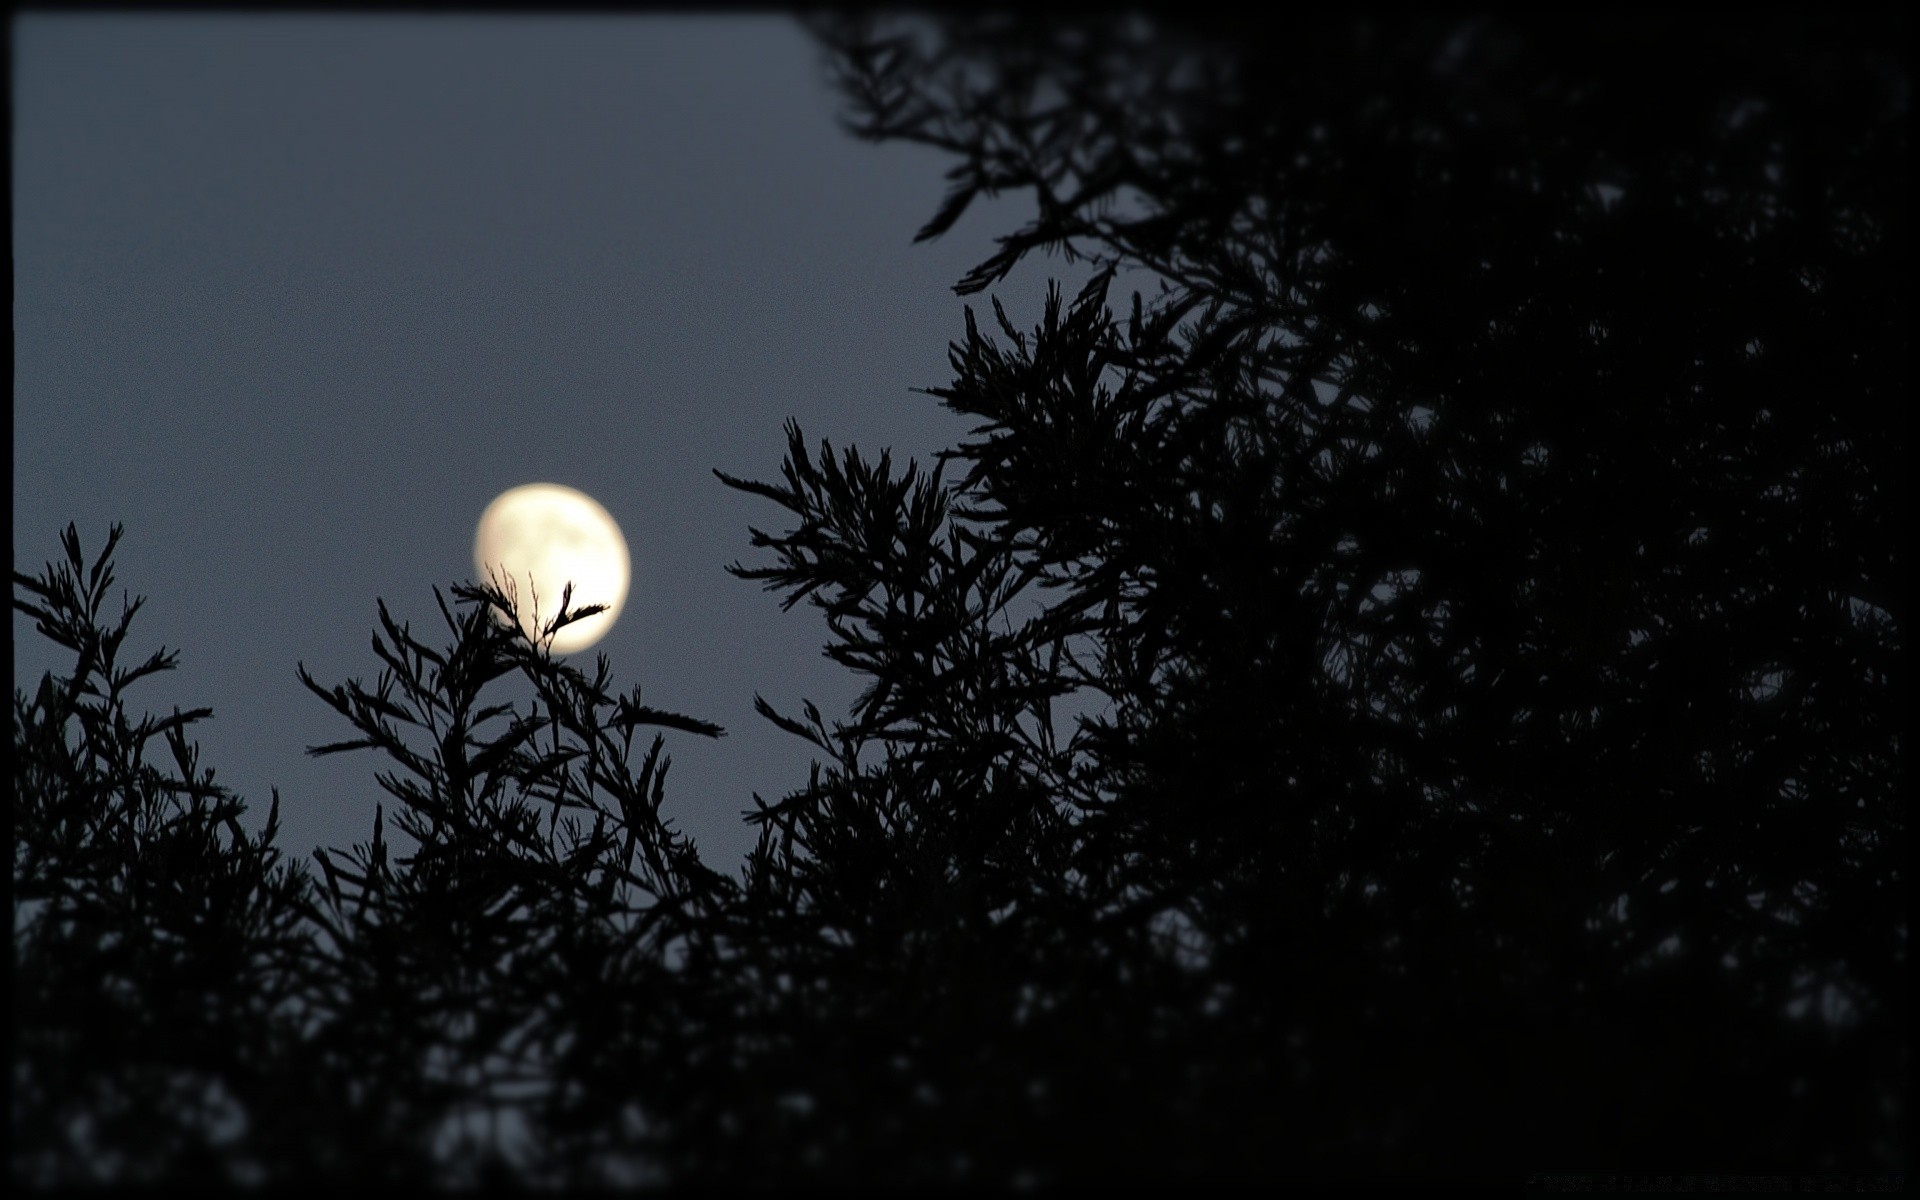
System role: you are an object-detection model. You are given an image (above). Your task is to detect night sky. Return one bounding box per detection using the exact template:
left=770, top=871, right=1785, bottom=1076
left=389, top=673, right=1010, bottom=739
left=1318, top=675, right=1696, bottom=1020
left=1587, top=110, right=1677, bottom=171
left=11, top=13, right=1047, bottom=873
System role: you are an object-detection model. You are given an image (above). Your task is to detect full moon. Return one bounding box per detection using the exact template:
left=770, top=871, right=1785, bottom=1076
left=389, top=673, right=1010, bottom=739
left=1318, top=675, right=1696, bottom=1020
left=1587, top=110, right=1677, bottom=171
left=473, top=483, right=631, bottom=654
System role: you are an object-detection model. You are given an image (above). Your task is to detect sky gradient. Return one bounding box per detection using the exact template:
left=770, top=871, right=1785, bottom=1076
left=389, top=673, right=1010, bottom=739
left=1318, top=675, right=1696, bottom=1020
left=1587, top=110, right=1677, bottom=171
left=11, top=14, right=1047, bottom=872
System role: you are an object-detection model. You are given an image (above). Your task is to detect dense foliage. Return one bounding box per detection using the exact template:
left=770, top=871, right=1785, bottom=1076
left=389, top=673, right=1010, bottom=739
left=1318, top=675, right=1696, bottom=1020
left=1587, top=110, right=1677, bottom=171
left=13, top=12, right=1906, bottom=1185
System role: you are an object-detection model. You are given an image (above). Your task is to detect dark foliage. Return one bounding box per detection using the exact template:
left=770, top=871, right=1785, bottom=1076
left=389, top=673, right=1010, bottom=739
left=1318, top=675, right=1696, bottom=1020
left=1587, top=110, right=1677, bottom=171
left=13, top=526, right=314, bottom=1183
left=14, top=537, right=726, bottom=1185
left=713, top=9, right=1906, bottom=1180
left=12, top=11, right=1906, bottom=1186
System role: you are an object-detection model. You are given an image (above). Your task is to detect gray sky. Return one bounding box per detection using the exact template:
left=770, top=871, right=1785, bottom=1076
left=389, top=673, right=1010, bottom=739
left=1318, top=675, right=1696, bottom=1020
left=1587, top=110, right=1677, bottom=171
left=11, top=13, right=1044, bottom=873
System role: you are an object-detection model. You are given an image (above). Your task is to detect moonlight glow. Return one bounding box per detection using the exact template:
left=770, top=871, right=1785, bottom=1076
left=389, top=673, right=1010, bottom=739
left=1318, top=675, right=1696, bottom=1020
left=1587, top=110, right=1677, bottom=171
left=473, top=483, right=630, bottom=654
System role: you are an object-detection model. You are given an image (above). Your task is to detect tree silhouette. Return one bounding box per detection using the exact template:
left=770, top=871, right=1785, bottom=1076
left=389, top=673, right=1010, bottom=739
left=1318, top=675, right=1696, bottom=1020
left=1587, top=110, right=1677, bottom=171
left=14, top=534, right=726, bottom=1185
left=12, top=11, right=1906, bottom=1186
left=710, top=9, right=1906, bottom=1180
left=13, top=526, right=314, bottom=1184
left=287, top=581, right=727, bottom=1184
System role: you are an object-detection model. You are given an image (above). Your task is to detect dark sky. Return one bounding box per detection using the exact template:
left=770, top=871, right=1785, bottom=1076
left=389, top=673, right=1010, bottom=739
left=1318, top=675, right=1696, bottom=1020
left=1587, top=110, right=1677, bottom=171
left=11, top=13, right=1042, bottom=872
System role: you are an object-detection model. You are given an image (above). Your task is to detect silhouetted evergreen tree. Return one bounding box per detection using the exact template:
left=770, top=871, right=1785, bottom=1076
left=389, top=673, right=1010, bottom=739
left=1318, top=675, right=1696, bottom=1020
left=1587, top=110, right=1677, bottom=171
left=288, top=581, right=726, bottom=1185
left=12, top=10, right=1905, bottom=1187
left=13, top=534, right=726, bottom=1186
left=13, top=526, right=315, bottom=1184
left=698, top=9, right=1905, bottom=1181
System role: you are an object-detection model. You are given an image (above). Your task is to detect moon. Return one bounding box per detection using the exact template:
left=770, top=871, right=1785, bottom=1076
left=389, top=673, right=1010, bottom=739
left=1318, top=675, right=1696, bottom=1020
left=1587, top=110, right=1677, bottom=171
left=473, top=483, right=630, bottom=654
